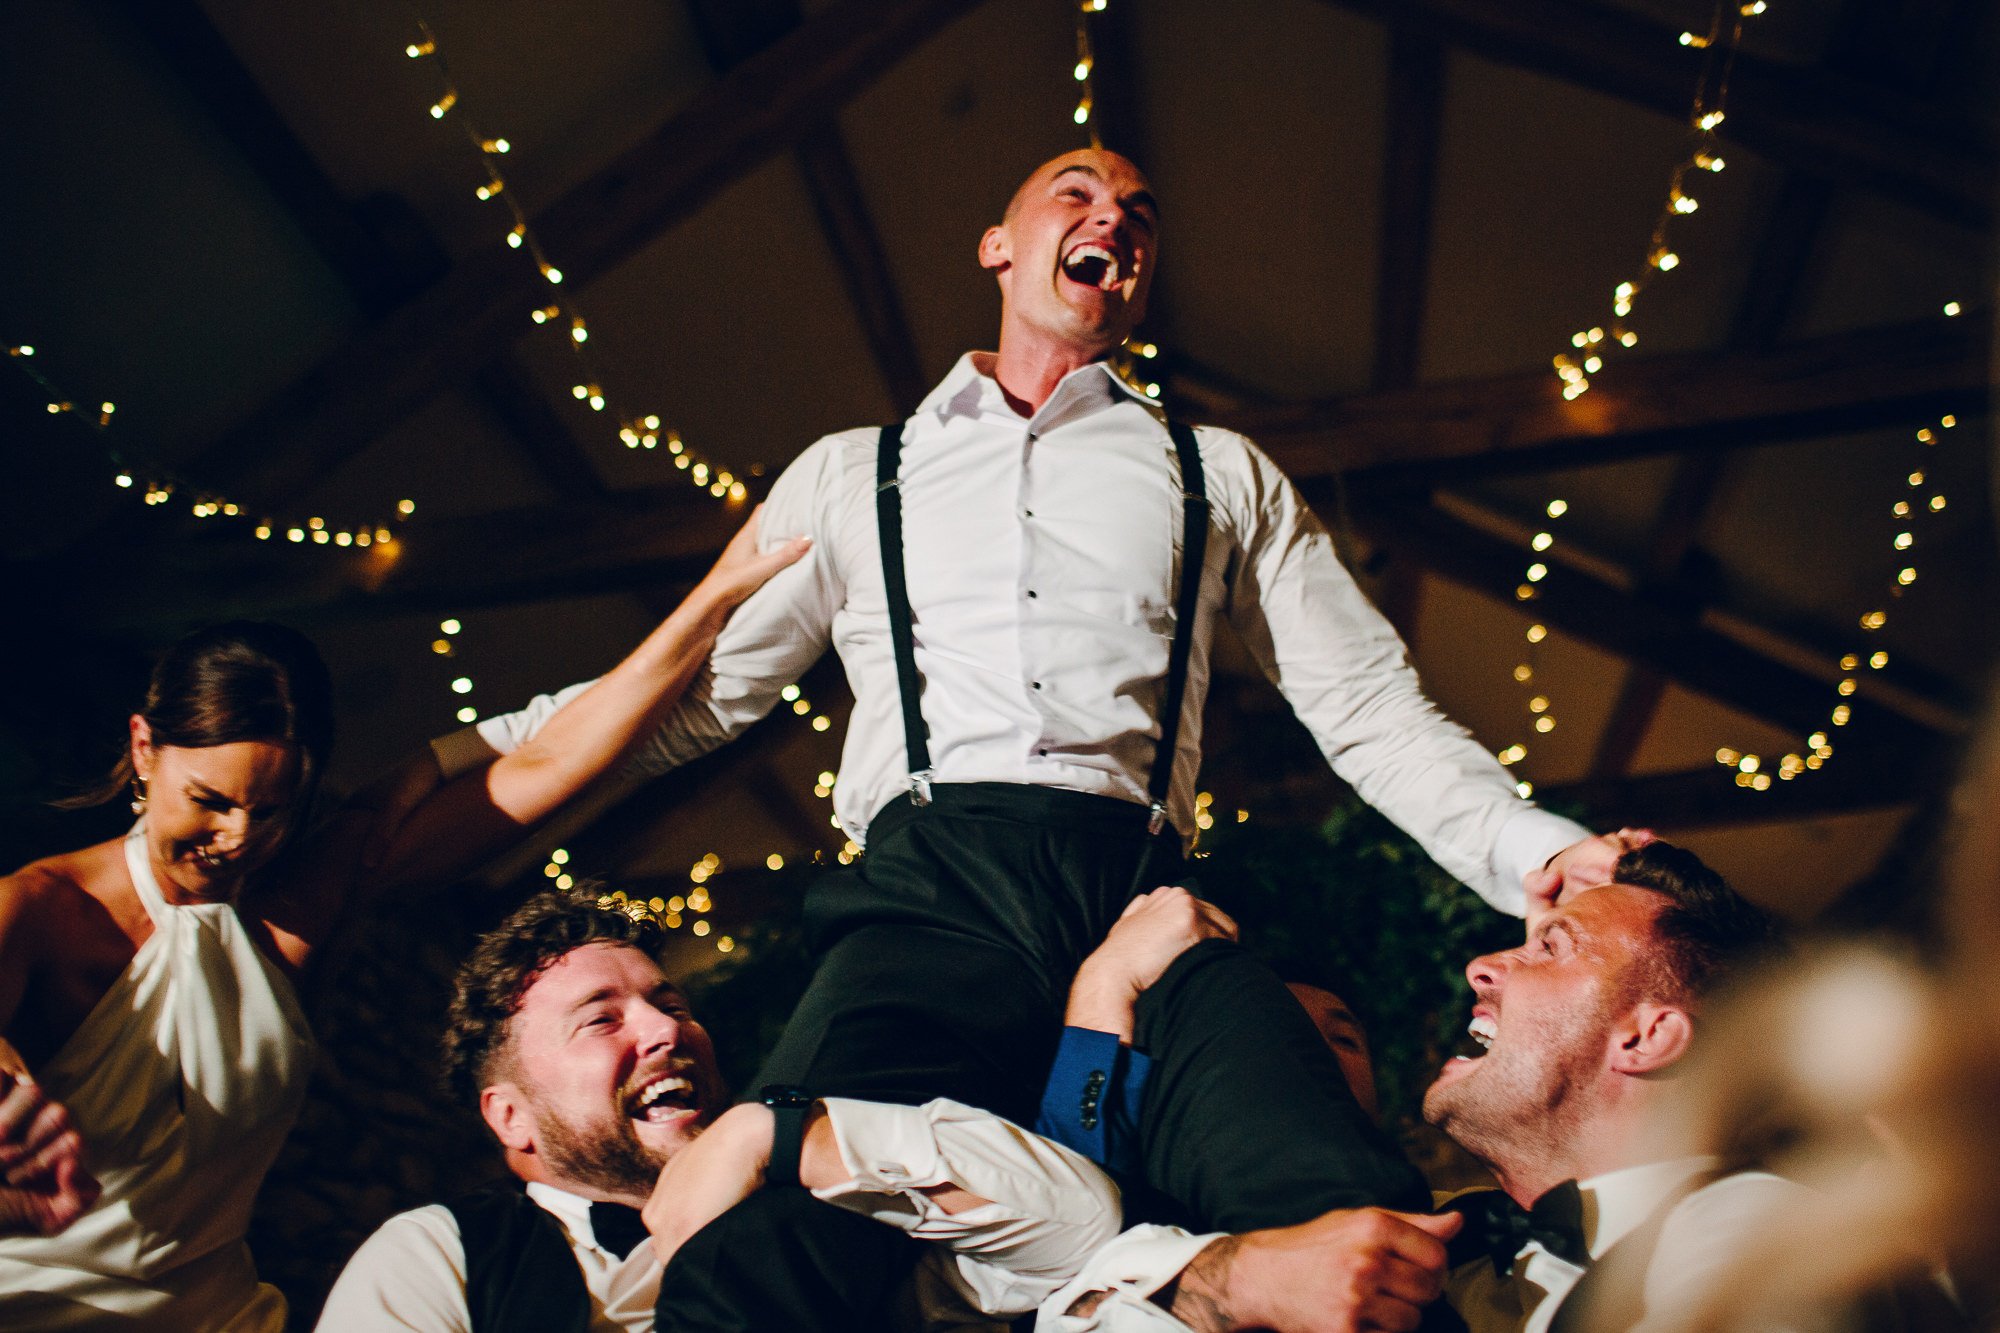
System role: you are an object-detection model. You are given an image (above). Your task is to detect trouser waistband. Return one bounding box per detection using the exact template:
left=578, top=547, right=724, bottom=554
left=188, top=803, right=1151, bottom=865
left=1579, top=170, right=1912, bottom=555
left=865, top=781, right=1160, bottom=844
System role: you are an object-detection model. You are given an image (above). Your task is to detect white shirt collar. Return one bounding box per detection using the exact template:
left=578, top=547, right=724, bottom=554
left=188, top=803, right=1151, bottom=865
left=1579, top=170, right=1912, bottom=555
left=1574, top=1156, right=1718, bottom=1260
left=915, top=351, right=1162, bottom=431
left=523, top=1179, right=624, bottom=1257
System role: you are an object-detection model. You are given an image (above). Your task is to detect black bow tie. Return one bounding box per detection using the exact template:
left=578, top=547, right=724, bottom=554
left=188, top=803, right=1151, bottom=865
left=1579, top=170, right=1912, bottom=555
left=1444, top=1181, right=1590, bottom=1277
left=588, top=1201, right=651, bottom=1258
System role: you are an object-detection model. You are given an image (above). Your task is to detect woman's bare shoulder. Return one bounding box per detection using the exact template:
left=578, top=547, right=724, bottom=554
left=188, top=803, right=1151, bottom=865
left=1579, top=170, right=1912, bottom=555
left=1, top=842, right=121, bottom=928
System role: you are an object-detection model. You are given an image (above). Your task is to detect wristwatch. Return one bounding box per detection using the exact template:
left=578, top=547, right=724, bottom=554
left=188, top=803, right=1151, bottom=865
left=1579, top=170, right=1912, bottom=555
left=759, top=1084, right=816, bottom=1188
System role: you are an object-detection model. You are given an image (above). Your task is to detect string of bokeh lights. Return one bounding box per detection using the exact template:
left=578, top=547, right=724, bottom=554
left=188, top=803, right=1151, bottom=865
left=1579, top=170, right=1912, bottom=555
left=5, top=344, right=414, bottom=550
left=402, top=19, right=748, bottom=504
left=1549, top=0, right=1765, bottom=402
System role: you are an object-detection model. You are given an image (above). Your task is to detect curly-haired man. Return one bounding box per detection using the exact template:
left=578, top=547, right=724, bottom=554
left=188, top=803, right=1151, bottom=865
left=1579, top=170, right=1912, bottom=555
left=316, top=890, right=1118, bottom=1332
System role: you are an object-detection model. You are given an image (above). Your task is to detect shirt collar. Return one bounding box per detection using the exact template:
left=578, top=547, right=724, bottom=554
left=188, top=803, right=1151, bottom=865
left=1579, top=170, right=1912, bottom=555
left=916, top=351, right=1161, bottom=432
left=1574, top=1156, right=1718, bottom=1260
left=523, top=1180, right=619, bottom=1255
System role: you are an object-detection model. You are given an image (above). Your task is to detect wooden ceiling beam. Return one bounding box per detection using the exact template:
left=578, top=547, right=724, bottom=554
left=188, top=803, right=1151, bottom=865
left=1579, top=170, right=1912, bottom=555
left=1308, top=0, right=1995, bottom=230
left=1370, top=25, right=1446, bottom=392
left=64, top=319, right=1988, bottom=638
left=1346, top=495, right=1951, bottom=752
left=1223, top=316, right=1989, bottom=491
left=1537, top=749, right=1932, bottom=831
left=685, top=0, right=930, bottom=415
left=1586, top=169, right=1836, bottom=778
left=182, top=0, right=983, bottom=506
left=121, top=0, right=609, bottom=506
left=45, top=485, right=745, bottom=637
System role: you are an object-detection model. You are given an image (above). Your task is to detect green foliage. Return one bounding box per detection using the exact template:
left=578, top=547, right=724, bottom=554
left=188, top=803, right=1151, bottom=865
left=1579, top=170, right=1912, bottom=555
left=1189, top=800, right=1523, bottom=1126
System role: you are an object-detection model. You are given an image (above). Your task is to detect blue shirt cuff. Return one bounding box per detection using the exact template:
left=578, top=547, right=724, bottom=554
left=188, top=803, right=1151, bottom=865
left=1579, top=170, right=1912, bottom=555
left=1035, top=1026, right=1152, bottom=1177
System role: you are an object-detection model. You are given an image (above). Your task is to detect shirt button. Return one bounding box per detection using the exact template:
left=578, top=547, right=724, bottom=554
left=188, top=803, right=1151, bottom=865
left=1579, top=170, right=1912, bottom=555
left=1023, top=509, right=1034, bottom=518
left=1038, top=748, right=1048, bottom=756
left=1026, top=589, right=1037, bottom=599
left=1032, top=681, right=1042, bottom=690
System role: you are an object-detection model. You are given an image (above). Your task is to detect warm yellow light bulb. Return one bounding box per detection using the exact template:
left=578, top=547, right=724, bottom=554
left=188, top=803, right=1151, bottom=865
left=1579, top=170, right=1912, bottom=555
left=1546, top=499, right=1568, bottom=518
left=398, top=499, right=416, bottom=515
left=1526, top=624, right=1547, bottom=644
left=430, top=91, right=457, bottom=118
left=1074, top=99, right=1092, bottom=125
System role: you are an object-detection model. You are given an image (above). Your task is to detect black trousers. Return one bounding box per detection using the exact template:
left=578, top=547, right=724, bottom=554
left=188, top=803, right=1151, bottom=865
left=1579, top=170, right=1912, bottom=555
left=656, top=784, right=1426, bottom=1332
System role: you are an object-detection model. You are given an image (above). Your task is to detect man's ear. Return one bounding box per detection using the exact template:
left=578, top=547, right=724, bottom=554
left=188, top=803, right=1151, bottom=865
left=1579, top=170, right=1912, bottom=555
left=1609, top=1003, right=1694, bottom=1076
left=481, top=1083, right=535, bottom=1154
left=978, top=223, right=1009, bottom=272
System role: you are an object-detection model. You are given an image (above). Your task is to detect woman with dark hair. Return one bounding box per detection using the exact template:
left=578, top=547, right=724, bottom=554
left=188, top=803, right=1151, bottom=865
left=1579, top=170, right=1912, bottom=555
left=0, top=515, right=807, bottom=1329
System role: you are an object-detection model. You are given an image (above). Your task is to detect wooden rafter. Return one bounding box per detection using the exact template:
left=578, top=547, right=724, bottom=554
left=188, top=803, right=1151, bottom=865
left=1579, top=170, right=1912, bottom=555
left=1308, top=0, right=1997, bottom=230
left=1537, top=750, right=1933, bottom=831
left=179, top=0, right=983, bottom=508
left=1226, top=317, right=1990, bottom=491
left=1371, top=24, right=1446, bottom=392
left=1585, top=169, right=1835, bottom=778
left=1347, top=497, right=1953, bottom=751
left=686, top=0, right=930, bottom=414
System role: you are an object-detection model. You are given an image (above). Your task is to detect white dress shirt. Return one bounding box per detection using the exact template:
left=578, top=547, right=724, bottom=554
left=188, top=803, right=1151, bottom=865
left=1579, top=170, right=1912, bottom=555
left=1031, top=1161, right=1821, bottom=1333
left=448, top=353, right=1584, bottom=913
left=1447, top=1161, right=1821, bottom=1333
left=313, top=1097, right=1120, bottom=1332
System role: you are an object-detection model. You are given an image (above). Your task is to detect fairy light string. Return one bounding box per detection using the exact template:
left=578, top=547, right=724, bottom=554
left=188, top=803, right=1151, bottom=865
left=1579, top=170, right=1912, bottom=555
left=402, top=19, right=748, bottom=504
left=6, top=343, right=412, bottom=550
left=1550, top=0, right=1764, bottom=401
left=1712, top=403, right=1961, bottom=789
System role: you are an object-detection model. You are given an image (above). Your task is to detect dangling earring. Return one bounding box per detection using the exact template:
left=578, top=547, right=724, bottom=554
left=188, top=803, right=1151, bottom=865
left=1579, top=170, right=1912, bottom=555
left=130, top=776, right=148, bottom=815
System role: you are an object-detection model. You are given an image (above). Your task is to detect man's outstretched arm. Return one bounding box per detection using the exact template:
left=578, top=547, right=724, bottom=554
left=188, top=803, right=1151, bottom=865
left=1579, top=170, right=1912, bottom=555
left=1213, top=430, right=1634, bottom=915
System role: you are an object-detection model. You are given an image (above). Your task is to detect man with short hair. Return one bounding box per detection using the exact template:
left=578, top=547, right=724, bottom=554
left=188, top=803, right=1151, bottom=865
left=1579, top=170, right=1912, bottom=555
left=439, top=146, right=1639, bottom=1328
left=1036, top=843, right=1797, bottom=1333
left=316, top=890, right=1121, bottom=1332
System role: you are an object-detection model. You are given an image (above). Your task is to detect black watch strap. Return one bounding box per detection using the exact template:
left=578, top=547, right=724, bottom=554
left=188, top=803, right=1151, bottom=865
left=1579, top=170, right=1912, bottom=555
left=760, top=1085, right=815, bottom=1188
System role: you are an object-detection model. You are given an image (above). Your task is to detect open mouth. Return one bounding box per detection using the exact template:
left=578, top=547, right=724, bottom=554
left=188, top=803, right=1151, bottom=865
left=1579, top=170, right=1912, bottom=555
left=189, top=846, right=235, bottom=875
left=1061, top=241, right=1124, bottom=292
left=1450, top=1012, right=1497, bottom=1063
left=628, top=1070, right=697, bottom=1124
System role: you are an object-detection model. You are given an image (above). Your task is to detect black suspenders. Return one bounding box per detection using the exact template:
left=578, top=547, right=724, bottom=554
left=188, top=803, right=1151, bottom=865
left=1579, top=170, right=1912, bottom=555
left=874, top=417, right=1210, bottom=836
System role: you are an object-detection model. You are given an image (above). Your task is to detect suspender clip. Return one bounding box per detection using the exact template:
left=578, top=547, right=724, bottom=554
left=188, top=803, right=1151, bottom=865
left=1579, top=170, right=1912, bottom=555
left=909, top=769, right=935, bottom=807
left=1147, top=800, right=1169, bottom=837
left=876, top=477, right=901, bottom=494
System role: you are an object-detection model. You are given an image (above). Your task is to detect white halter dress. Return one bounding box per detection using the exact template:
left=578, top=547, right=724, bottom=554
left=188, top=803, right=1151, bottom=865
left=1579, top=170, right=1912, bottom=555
left=0, top=822, right=315, bottom=1329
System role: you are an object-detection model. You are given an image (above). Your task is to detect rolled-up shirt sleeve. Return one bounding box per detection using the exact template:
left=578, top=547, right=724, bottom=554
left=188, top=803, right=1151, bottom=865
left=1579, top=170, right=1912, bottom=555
left=812, top=1096, right=1124, bottom=1317
left=1038, top=1224, right=1219, bottom=1332
left=1214, top=431, right=1589, bottom=915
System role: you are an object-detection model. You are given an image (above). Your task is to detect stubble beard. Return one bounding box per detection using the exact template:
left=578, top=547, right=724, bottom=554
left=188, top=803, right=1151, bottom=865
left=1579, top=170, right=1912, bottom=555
left=531, top=1100, right=667, bottom=1201
left=1423, top=1013, right=1607, bottom=1179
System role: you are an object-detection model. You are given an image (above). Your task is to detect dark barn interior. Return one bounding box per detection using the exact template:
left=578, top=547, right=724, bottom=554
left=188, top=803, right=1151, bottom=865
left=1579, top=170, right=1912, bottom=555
left=2, top=0, right=1995, bottom=1320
